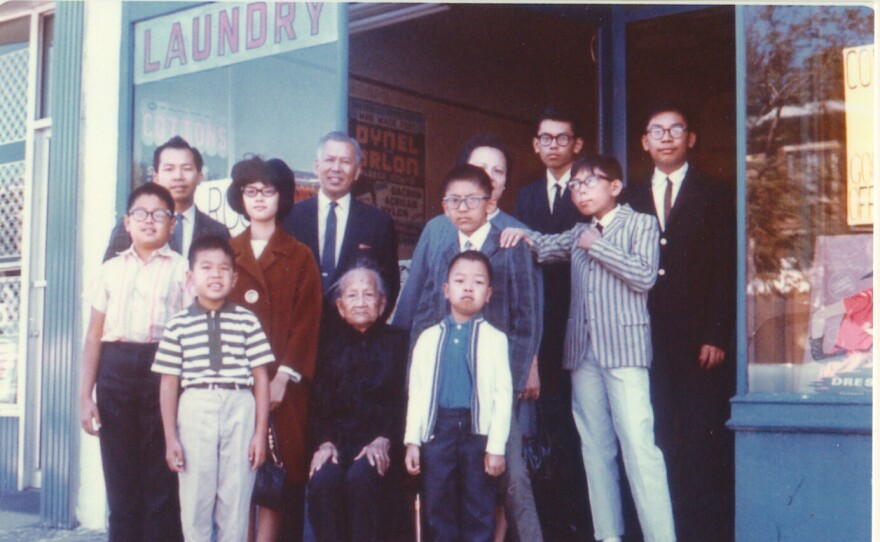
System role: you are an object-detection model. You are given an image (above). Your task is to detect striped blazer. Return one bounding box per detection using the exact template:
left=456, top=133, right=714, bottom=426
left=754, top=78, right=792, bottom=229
left=404, top=317, right=512, bottom=455
left=527, top=204, right=659, bottom=370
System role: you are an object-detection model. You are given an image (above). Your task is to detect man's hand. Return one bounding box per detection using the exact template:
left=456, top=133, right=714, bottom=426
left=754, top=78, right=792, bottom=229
left=166, top=437, right=185, bottom=473
left=269, top=372, right=291, bottom=411
left=520, top=355, right=540, bottom=401
left=484, top=453, right=506, bottom=477
left=355, top=436, right=391, bottom=476
left=577, top=227, right=601, bottom=251
left=309, top=442, right=339, bottom=478
left=404, top=444, right=421, bottom=475
left=80, top=397, right=102, bottom=436
left=699, top=344, right=726, bottom=370
left=249, top=432, right=267, bottom=471
left=499, top=228, right=530, bottom=248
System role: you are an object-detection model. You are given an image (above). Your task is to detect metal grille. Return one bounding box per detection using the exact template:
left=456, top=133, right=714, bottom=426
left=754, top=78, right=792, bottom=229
left=0, top=162, right=24, bottom=258
left=0, top=277, right=20, bottom=338
left=0, top=48, right=29, bottom=144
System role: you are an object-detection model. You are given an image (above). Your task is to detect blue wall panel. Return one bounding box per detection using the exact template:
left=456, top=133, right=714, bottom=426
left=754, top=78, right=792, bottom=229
left=0, top=417, right=18, bottom=491
left=736, top=431, right=870, bottom=541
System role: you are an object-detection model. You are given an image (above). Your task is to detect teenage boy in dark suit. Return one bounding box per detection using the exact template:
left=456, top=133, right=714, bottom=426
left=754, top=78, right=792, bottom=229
left=513, top=108, right=592, bottom=540
left=626, top=103, right=735, bottom=542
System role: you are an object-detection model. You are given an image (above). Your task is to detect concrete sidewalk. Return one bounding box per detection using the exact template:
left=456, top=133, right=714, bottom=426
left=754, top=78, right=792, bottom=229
left=0, top=491, right=105, bottom=542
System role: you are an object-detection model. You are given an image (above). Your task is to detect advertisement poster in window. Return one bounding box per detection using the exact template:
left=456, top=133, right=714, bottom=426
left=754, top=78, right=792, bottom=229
left=348, top=97, right=426, bottom=258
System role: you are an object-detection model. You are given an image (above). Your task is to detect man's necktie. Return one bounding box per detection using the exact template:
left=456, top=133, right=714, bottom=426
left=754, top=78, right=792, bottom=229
left=321, top=202, right=338, bottom=291
left=463, top=240, right=475, bottom=252
left=552, top=183, right=562, bottom=215
left=595, top=223, right=604, bottom=235
left=173, top=214, right=184, bottom=254
left=663, top=177, right=673, bottom=229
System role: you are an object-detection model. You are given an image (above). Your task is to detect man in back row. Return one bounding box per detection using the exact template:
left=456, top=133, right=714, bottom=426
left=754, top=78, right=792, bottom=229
left=103, top=136, right=230, bottom=261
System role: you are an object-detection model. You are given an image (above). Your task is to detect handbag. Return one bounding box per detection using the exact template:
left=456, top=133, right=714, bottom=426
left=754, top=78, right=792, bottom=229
left=251, top=417, right=287, bottom=510
left=521, top=401, right=555, bottom=481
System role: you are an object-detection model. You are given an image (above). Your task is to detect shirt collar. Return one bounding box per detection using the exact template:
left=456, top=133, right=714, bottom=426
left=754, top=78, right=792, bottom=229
left=458, top=220, right=492, bottom=251
left=546, top=168, right=572, bottom=190
left=593, top=204, right=620, bottom=228
left=651, top=162, right=689, bottom=187
left=177, top=204, right=196, bottom=221
left=120, top=242, right=176, bottom=262
left=188, top=298, right=233, bottom=316
left=445, top=314, right=476, bottom=329
left=318, top=190, right=351, bottom=213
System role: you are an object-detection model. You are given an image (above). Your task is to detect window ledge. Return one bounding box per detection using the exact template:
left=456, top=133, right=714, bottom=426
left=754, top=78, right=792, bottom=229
left=727, top=393, right=872, bottom=434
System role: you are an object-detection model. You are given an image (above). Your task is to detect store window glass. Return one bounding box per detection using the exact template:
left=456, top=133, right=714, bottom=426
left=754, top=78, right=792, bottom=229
left=745, top=5, right=874, bottom=398
left=132, top=2, right=343, bottom=232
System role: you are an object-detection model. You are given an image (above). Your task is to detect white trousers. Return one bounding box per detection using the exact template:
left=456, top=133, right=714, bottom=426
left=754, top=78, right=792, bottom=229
left=570, top=362, right=675, bottom=542
left=178, top=388, right=257, bottom=542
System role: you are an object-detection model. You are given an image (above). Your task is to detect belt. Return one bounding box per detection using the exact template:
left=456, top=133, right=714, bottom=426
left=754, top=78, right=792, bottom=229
left=186, top=382, right=251, bottom=391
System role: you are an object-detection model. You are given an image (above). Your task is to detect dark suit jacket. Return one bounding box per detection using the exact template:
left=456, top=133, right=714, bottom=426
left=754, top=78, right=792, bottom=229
left=102, top=206, right=230, bottom=262
left=625, top=165, right=735, bottom=359
left=282, top=196, right=400, bottom=322
left=409, top=224, right=540, bottom=393
left=513, top=177, right=587, bottom=390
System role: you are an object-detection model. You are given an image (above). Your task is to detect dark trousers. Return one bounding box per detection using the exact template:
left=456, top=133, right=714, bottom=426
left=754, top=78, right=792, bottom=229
left=95, top=342, right=183, bottom=542
left=423, top=408, right=496, bottom=542
left=308, top=456, right=383, bottom=542
left=650, top=341, right=735, bottom=542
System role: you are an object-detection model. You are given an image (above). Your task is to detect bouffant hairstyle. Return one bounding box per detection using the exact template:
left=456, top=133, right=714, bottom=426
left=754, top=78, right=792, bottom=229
left=226, top=155, right=295, bottom=222
left=454, top=134, right=512, bottom=176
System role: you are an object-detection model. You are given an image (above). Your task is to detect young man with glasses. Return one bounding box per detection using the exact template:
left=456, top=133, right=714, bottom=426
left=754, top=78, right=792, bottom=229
left=103, top=136, right=230, bottom=262
left=626, top=104, right=736, bottom=541
left=513, top=108, right=593, bottom=540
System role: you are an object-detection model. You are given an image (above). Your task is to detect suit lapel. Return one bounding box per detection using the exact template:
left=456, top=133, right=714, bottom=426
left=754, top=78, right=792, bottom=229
left=666, top=168, right=698, bottom=229
left=302, top=198, right=320, bottom=258
left=602, top=204, right=631, bottom=240
left=335, top=199, right=360, bottom=281
left=481, top=226, right=500, bottom=259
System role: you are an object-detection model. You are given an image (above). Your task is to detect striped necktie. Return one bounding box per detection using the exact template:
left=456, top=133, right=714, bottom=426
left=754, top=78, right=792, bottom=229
left=321, top=202, right=338, bottom=291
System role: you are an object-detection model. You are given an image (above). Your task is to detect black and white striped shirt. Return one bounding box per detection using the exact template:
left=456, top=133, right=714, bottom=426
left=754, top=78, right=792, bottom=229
left=152, top=301, right=275, bottom=387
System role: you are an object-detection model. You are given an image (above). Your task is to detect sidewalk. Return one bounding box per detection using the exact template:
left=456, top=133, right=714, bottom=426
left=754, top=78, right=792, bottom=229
left=0, top=491, right=105, bottom=542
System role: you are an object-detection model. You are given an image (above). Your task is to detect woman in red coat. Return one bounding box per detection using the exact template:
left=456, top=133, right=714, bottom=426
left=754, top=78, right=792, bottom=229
left=227, top=156, right=323, bottom=541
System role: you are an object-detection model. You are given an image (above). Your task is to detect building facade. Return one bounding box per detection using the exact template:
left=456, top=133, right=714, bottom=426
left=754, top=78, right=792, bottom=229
left=0, top=1, right=874, bottom=539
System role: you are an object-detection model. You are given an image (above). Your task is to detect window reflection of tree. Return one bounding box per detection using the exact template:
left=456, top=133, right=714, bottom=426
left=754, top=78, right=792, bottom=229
left=746, top=5, right=872, bottom=286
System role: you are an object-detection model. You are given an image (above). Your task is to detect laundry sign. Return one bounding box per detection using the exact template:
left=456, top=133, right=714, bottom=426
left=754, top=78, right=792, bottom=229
left=134, top=2, right=338, bottom=84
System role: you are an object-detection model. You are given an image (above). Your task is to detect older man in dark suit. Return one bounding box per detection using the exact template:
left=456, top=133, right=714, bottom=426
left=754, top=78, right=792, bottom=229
left=282, top=131, right=399, bottom=323
left=103, top=136, right=229, bottom=261
left=626, top=104, right=735, bottom=542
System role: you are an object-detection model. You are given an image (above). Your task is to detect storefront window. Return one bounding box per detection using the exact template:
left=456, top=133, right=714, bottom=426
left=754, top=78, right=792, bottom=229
left=745, top=5, right=873, bottom=398
left=132, top=2, right=343, bottom=232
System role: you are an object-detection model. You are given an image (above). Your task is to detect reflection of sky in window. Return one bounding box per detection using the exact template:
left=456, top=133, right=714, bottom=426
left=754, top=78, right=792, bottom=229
left=745, top=5, right=874, bottom=68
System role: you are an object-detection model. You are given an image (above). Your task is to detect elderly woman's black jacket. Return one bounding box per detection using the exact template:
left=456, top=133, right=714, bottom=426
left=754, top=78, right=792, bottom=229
left=309, top=322, right=408, bottom=463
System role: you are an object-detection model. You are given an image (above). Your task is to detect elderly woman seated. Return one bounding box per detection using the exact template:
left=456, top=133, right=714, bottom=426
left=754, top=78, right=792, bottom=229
left=307, top=263, right=408, bottom=542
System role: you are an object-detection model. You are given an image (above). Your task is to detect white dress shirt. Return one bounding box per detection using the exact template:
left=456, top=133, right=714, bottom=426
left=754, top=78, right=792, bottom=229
left=317, top=191, right=351, bottom=264
left=651, top=162, right=688, bottom=230
left=457, top=221, right=492, bottom=252
left=178, top=204, right=196, bottom=257
left=545, top=169, right=572, bottom=213
left=594, top=204, right=620, bottom=230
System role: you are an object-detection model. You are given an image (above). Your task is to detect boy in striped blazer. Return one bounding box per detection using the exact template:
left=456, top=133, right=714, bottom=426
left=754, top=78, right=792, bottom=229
left=404, top=250, right=513, bottom=542
left=501, top=155, right=674, bottom=542
left=153, top=236, right=272, bottom=542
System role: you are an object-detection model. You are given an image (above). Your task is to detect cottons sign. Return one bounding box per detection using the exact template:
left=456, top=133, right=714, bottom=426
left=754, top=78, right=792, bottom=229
left=134, top=2, right=337, bottom=85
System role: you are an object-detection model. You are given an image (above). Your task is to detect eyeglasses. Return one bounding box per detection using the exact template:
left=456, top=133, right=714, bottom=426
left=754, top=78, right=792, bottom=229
left=128, top=208, right=173, bottom=223
left=443, top=195, right=491, bottom=210
left=645, top=124, right=688, bottom=140
left=535, top=133, right=576, bottom=147
left=567, top=175, right=611, bottom=191
left=242, top=186, right=278, bottom=198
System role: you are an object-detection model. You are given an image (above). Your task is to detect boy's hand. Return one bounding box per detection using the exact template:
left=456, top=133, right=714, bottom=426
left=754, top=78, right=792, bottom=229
left=404, top=444, right=421, bottom=475
left=309, top=442, right=338, bottom=478
left=355, top=436, right=391, bottom=476
left=79, top=397, right=101, bottom=436
left=484, top=453, right=505, bottom=477
left=268, top=372, right=291, bottom=411
left=166, top=437, right=185, bottom=473
left=499, top=227, right=529, bottom=248
left=577, top=227, right=601, bottom=251
left=249, top=433, right=267, bottom=471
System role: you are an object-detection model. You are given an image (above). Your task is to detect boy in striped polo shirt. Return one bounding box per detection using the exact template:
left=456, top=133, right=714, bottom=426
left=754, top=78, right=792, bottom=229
left=153, top=235, right=272, bottom=541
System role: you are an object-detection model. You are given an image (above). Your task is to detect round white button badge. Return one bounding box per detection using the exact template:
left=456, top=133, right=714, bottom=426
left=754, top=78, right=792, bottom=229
left=245, top=289, right=260, bottom=304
